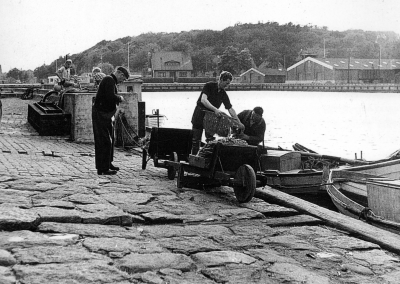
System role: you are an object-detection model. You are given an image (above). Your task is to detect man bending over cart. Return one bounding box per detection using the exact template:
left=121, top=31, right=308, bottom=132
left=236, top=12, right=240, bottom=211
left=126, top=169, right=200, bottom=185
left=190, top=71, right=244, bottom=155
left=234, top=106, right=266, bottom=146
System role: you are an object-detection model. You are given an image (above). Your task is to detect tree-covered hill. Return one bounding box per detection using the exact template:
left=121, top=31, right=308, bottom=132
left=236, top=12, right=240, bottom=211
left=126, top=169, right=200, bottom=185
left=28, top=21, right=400, bottom=81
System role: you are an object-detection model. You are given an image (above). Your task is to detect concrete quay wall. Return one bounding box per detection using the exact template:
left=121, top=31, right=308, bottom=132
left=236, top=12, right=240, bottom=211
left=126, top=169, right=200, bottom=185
left=64, top=92, right=140, bottom=143
left=142, top=83, right=400, bottom=93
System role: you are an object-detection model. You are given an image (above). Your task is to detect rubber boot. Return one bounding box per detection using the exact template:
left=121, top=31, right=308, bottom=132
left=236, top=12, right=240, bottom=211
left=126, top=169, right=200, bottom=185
left=191, top=140, right=200, bottom=155
left=191, top=128, right=203, bottom=155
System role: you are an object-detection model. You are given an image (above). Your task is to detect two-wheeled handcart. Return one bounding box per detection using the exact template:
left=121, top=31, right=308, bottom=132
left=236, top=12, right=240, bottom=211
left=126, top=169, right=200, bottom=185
left=141, top=127, right=193, bottom=180
left=167, top=141, right=261, bottom=203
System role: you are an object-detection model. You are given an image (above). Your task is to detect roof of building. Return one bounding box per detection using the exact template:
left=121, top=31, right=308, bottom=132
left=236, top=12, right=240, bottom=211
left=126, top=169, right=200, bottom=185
left=240, top=67, right=286, bottom=77
left=151, top=51, right=193, bottom=71
left=240, top=68, right=265, bottom=77
left=287, top=56, right=400, bottom=71
left=319, top=58, right=400, bottom=70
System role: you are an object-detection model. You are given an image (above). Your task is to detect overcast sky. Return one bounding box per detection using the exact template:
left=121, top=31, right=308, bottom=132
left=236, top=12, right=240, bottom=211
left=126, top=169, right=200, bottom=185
left=0, top=0, right=399, bottom=73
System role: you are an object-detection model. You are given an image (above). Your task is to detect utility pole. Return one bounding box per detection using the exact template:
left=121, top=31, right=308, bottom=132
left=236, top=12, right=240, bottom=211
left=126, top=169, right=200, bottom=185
left=379, top=44, right=382, bottom=83
left=379, top=44, right=381, bottom=68
left=127, top=42, right=130, bottom=72
left=323, top=38, right=326, bottom=58
left=347, top=56, right=350, bottom=84
left=347, top=48, right=352, bottom=84
left=283, top=55, right=286, bottom=69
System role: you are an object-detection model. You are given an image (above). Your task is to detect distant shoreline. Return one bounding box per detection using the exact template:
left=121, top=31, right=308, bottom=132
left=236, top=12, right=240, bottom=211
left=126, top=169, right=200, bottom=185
left=1, top=83, right=400, bottom=96
left=141, top=83, right=400, bottom=93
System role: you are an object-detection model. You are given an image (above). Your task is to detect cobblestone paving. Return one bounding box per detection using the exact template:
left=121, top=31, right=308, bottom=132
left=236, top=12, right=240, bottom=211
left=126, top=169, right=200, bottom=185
left=1, top=97, right=400, bottom=284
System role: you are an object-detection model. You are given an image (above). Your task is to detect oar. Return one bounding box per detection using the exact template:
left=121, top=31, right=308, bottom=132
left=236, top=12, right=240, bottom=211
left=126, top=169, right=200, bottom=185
left=295, top=151, right=369, bottom=165
left=293, top=143, right=318, bottom=153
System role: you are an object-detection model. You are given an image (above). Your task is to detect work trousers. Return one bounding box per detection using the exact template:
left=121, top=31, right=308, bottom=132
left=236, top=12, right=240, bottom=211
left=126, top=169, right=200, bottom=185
left=0, top=99, right=2, bottom=129
left=191, top=127, right=214, bottom=155
left=92, top=106, right=115, bottom=171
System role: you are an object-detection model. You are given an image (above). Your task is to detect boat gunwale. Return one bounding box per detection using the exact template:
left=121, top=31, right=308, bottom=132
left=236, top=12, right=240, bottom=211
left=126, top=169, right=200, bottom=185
left=327, top=162, right=400, bottom=233
left=342, top=158, right=400, bottom=172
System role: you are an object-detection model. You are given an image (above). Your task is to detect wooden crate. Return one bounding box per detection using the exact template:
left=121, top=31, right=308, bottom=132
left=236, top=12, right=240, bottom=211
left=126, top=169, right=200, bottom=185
left=147, top=127, right=193, bottom=162
left=28, top=102, right=71, bottom=136
left=188, top=154, right=208, bottom=168
left=261, top=150, right=301, bottom=172
left=191, top=143, right=258, bottom=171
left=218, top=144, right=258, bottom=172
left=367, top=180, right=400, bottom=222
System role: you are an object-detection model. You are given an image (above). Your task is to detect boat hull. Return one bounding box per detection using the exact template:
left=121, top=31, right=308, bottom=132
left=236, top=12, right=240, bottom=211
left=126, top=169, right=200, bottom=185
left=263, top=170, right=323, bottom=194
left=326, top=159, right=400, bottom=233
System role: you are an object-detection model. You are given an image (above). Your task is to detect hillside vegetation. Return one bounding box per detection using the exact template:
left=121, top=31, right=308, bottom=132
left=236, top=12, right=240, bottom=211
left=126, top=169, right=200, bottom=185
left=15, top=22, right=400, bottom=81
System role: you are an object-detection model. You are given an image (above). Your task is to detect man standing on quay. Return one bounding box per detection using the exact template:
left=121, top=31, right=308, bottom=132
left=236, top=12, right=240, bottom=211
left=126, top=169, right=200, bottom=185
left=190, top=71, right=243, bottom=155
left=92, top=66, right=129, bottom=175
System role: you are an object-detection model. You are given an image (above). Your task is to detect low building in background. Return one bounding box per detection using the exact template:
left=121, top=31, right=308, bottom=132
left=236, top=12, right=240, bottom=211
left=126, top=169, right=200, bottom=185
left=287, top=57, right=400, bottom=84
left=48, top=75, right=59, bottom=84
left=260, top=67, right=287, bottom=83
left=150, top=51, right=193, bottom=82
left=240, top=68, right=265, bottom=83
left=78, top=73, right=91, bottom=84
left=239, top=67, right=286, bottom=83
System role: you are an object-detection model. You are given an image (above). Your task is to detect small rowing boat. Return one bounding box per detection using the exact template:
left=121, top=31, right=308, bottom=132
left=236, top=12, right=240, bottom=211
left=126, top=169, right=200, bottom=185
left=146, top=114, right=166, bottom=128
left=261, top=143, right=367, bottom=194
left=326, top=158, right=400, bottom=233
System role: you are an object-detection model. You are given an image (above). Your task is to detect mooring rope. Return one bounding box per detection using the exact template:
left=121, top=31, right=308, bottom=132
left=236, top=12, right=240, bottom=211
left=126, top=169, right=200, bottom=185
left=116, top=114, right=141, bottom=147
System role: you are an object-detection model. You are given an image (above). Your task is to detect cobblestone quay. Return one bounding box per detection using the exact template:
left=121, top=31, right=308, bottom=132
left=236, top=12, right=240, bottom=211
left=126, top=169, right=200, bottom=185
left=1, top=97, right=400, bottom=283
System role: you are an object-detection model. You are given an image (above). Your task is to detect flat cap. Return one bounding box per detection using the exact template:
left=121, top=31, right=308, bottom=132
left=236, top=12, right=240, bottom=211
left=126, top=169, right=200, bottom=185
left=116, top=66, right=129, bottom=79
left=253, top=106, right=264, bottom=116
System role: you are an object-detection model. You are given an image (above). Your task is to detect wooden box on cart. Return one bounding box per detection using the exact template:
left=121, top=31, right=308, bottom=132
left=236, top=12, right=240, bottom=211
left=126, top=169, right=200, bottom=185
left=28, top=102, right=71, bottom=136
left=261, top=150, right=301, bottom=172
left=142, top=127, right=193, bottom=181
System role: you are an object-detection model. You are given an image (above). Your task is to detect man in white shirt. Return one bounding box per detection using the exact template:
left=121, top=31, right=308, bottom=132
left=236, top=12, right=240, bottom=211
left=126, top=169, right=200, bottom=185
left=56, top=59, right=79, bottom=88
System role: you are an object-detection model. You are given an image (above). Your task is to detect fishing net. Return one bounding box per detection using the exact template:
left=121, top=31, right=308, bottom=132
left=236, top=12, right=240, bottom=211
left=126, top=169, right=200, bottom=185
left=194, top=138, right=248, bottom=168
left=115, top=112, right=140, bottom=148
left=203, top=111, right=236, bottom=137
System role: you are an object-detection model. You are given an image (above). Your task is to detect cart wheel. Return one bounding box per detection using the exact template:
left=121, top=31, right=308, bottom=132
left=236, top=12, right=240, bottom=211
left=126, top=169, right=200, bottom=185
left=153, top=155, right=159, bottom=167
left=167, top=152, right=178, bottom=180
left=142, top=149, right=148, bottom=170
left=233, top=164, right=256, bottom=203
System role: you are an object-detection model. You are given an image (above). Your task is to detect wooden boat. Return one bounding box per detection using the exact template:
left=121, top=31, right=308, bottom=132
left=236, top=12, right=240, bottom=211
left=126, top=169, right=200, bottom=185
left=261, top=149, right=324, bottom=194
left=326, top=159, right=400, bottom=233
left=145, top=114, right=166, bottom=128
left=260, top=143, right=368, bottom=194
left=263, top=168, right=324, bottom=193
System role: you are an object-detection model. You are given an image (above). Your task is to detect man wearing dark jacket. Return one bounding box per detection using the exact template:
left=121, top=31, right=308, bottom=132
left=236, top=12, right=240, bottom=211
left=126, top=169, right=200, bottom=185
left=236, top=106, right=266, bottom=146
left=92, top=66, right=129, bottom=175
left=190, top=71, right=243, bottom=154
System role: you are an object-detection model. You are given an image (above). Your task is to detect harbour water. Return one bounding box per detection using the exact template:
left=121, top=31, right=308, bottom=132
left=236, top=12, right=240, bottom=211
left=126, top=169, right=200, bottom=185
left=142, top=90, right=400, bottom=161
